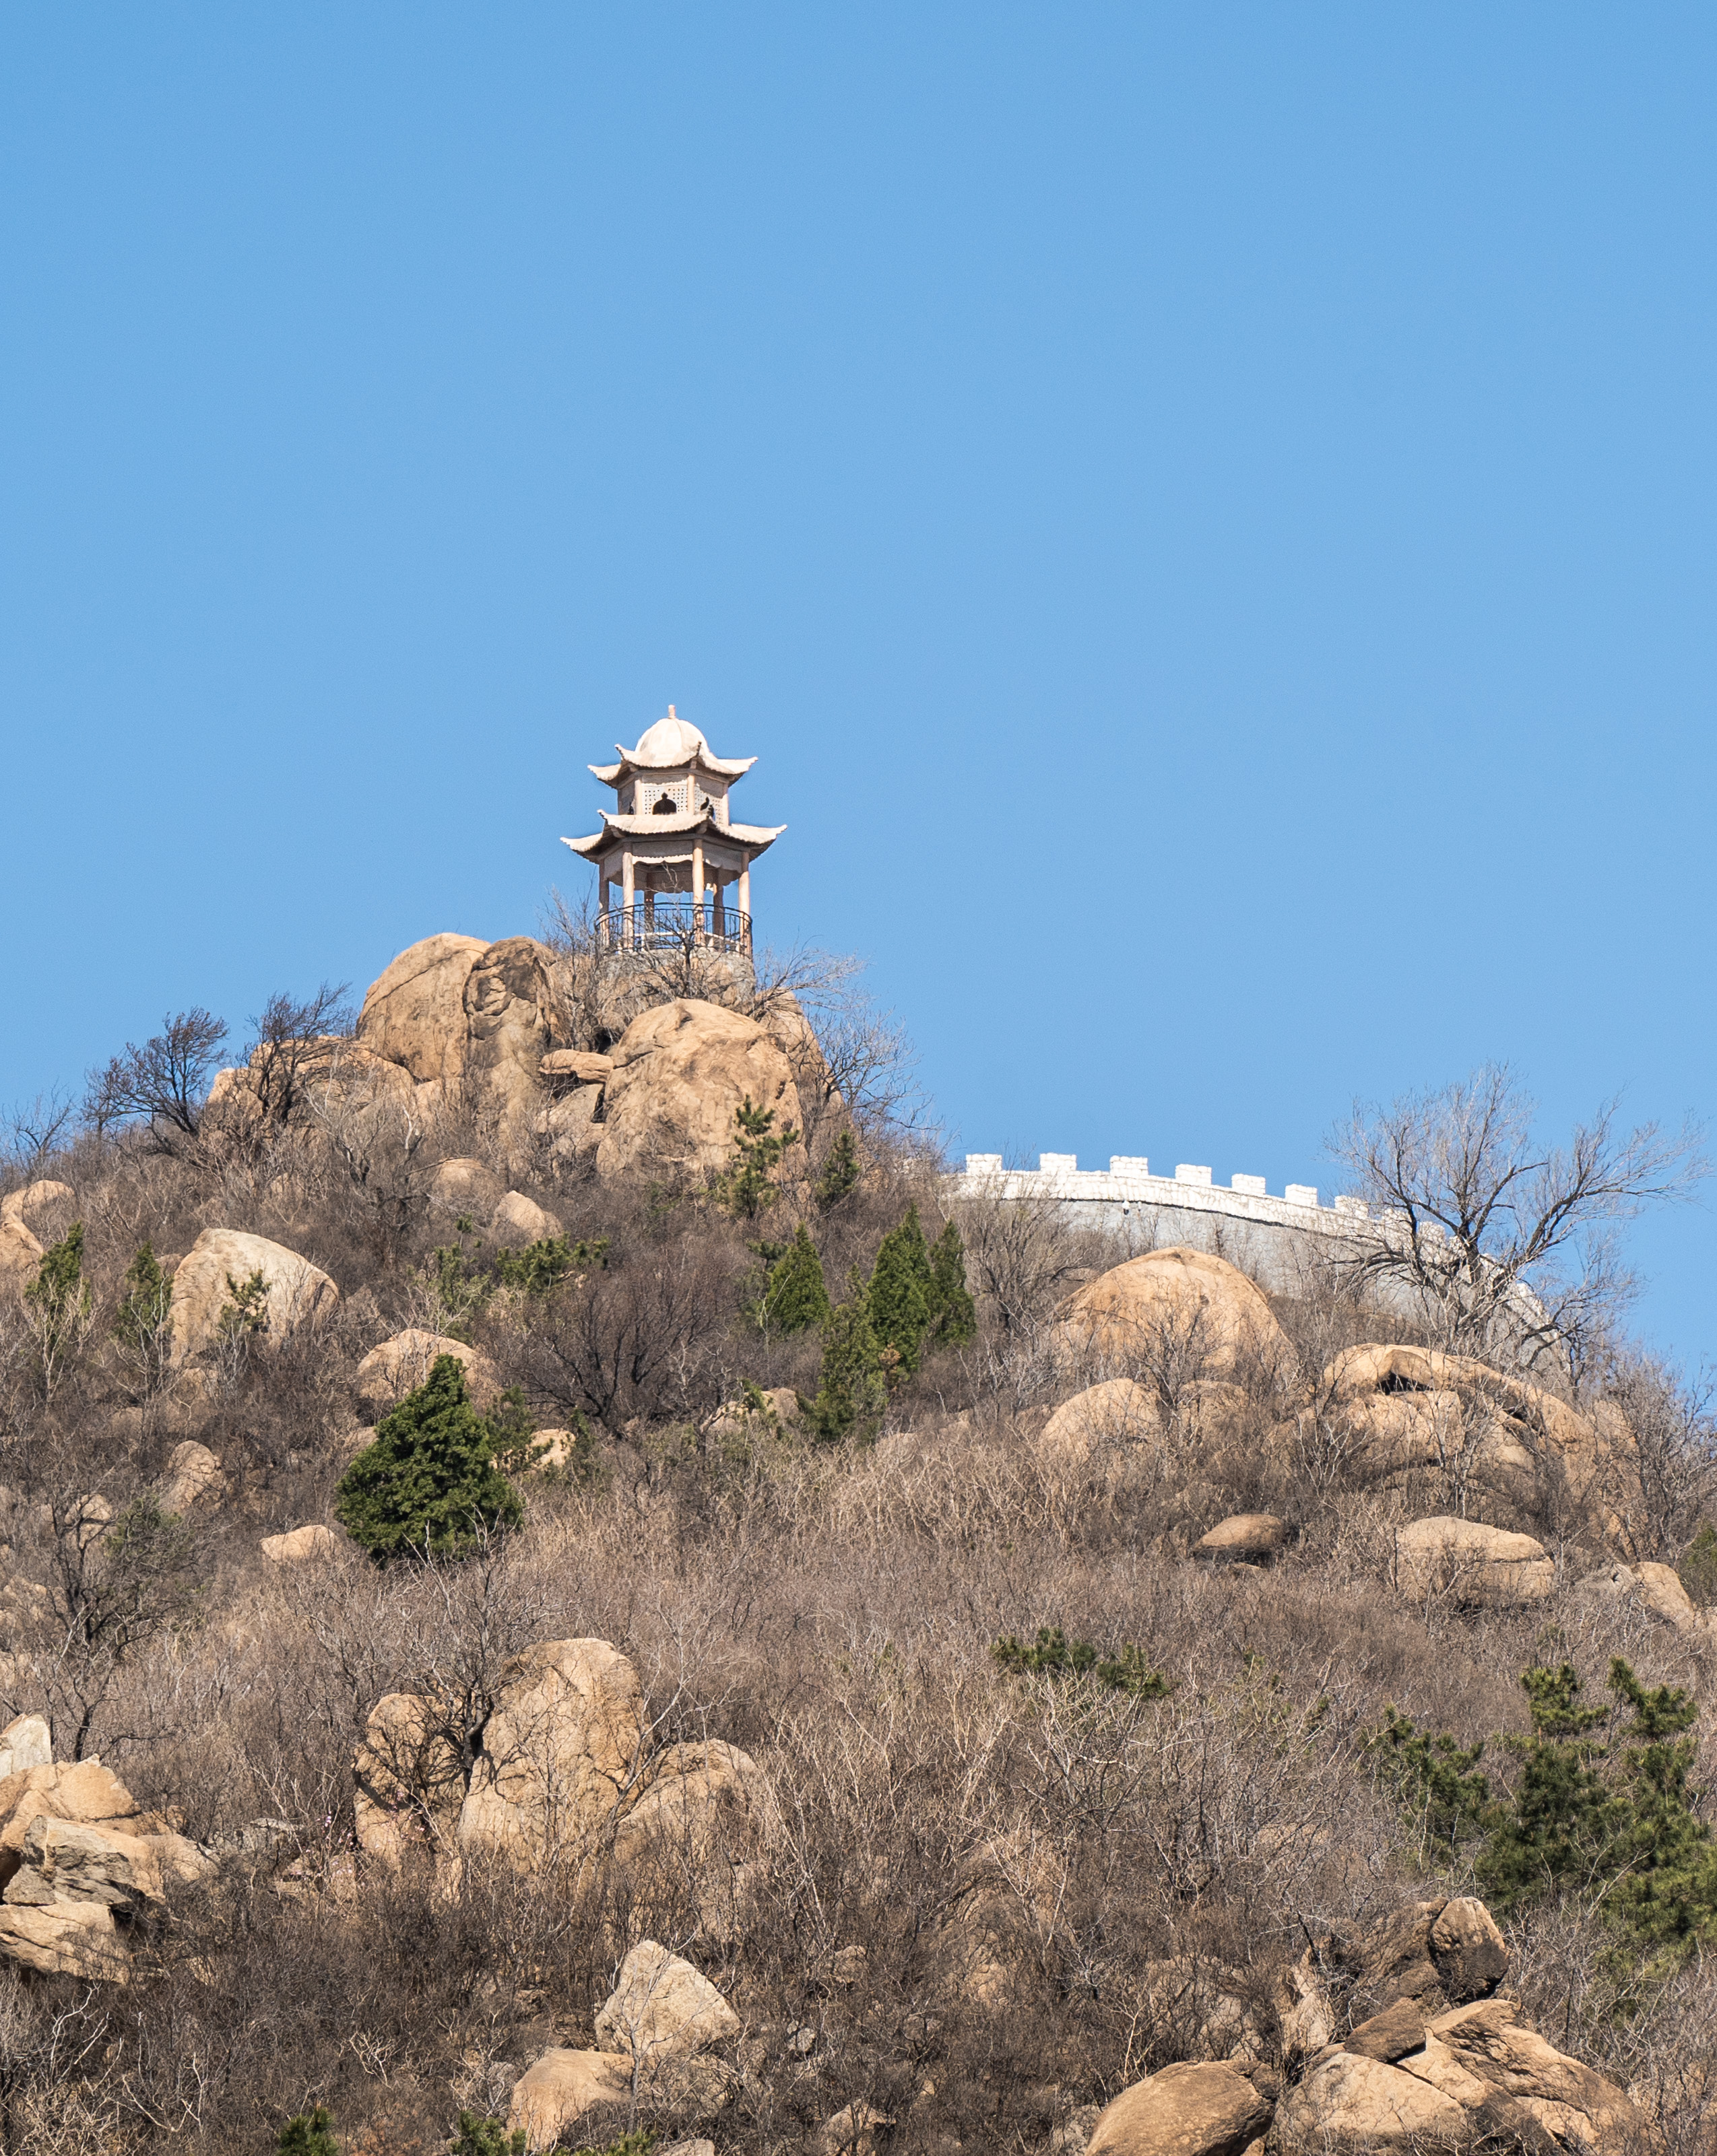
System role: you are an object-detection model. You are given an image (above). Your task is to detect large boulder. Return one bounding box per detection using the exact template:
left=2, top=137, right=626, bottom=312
left=1576, top=1558, right=1706, bottom=1632
left=1272, top=2047, right=1464, bottom=2153
left=612, top=1738, right=773, bottom=1876
left=457, top=1639, right=646, bottom=1871
left=156, top=1440, right=222, bottom=1515
left=0, top=1182, right=74, bottom=1236
left=352, top=1691, right=465, bottom=1870
left=594, top=999, right=804, bottom=1185
left=507, top=2048, right=632, bottom=2153
left=169, top=1229, right=339, bottom=1363
left=1037, top=1379, right=1159, bottom=1470
left=0, top=1216, right=43, bottom=1298
left=261, top=1524, right=339, bottom=1564
left=1395, top=1517, right=1554, bottom=1608
left=428, top=1156, right=506, bottom=1219
left=1062, top=1249, right=1289, bottom=1381
left=0, top=1900, right=129, bottom=1982
left=594, top=1939, right=741, bottom=2060
left=356, top=934, right=566, bottom=1143
left=1425, top=1996, right=1644, bottom=2154
left=354, top=1329, right=500, bottom=1422
left=0, top=1717, right=50, bottom=1781
left=1194, top=1513, right=1288, bottom=1563
left=492, top=1191, right=564, bottom=1247
left=1320, top=1344, right=1615, bottom=1510
left=0, top=1759, right=168, bottom=1887
left=1085, top=2060, right=1272, bottom=2156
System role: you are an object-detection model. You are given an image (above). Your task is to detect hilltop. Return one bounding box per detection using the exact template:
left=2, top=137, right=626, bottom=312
left=0, top=925, right=1711, bottom=2156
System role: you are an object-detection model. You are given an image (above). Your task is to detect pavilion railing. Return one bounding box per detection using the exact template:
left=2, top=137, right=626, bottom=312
left=596, top=899, right=752, bottom=956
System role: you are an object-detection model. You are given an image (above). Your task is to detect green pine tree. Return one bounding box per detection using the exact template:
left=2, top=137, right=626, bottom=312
left=756, top=1222, right=831, bottom=1335
left=113, top=1240, right=174, bottom=1390
left=1605, top=1660, right=1717, bottom=1952
left=811, top=1269, right=888, bottom=1442
left=1681, top=1522, right=1717, bottom=1608
left=926, top=1216, right=977, bottom=1348
left=277, top=2105, right=339, bottom=2156
left=813, top=1129, right=862, bottom=1210
left=1369, top=1705, right=1491, bottom=1857
left=450, top=2112, right=528, bottom=2156
left=1477, top=1663, right=1619, bottom=1912
left=717, top=1097, right=800, bottom=1220
left=866, top=1206, right=935, bottom=1375
left=24, top=1221, right=92, bottom=1394
left=487, top=1385, right=547, bottom=1475
left=335, top=1355, right=524, bottom=1563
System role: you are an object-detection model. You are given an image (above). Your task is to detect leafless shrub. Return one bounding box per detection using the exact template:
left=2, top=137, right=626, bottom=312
left=82, top=1010, right=230, bottom=1148
left=1331, top=1062, right=1706, bottom=1378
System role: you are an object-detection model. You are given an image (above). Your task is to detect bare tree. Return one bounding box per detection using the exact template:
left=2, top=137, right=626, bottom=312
left=1330, top=1064, right=1705, bottom=1376
left=3, top=1090, right=76, bottom=1177
left=230, top=981, right=354, bottom=1130
left=82, top=1009, right=229, bottom=1146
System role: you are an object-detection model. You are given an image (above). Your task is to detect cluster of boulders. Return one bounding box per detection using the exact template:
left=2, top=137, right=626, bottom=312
left=1038, top=1245, right=1679, bottom=1623
left=0, top=1715, right=213, bottom=1982
left=352, top=1635, right=773, bottom=1911
left=1082, top=1895, right=1645, bottom=2156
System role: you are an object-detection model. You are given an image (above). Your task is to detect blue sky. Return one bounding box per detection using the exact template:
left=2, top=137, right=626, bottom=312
left=3, top=7, right=1714, bottom=1365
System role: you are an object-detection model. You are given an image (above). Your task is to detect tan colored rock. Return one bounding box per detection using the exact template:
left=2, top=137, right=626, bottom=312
left=261, top=1525, right=339, bottom=1564
left=353, top=1691, right=465, bottom=1870
left=0, top=1899, right=129, bottom=1982
left=1062, top=1248, right=1289, bottom=1381
left=3, top=1813, right=209, bottom=1912
left=492, top=1190, right=564, bottom=1247
left=1344, top=1997, right=1427, bottom=2063
left=458, top=1639, right=645, bottom=1871
left=594, top=1939, right=741, bottom=2060
left=1428, top=1897, right=1510, bottom=2002
left=1396, top=1517, right=1554, bottom=1607
left=0, top=1216, right=44, bottom=1297
left=168, top=1229, right=339, bottom=1363
left=595, top=999, right=804, bottom=1184
left=0, top=1716, right=50, bottom=1781
left=0, top=1759, right=166, bottom=1887
left=1038, top=1379, right=1160, bottom=1468
left=540, top=1049, right=614, bottom=1085
left=1273, top=2049, right=1464, bottom=2153
left=0, top=1181, right=74, bottom=1234
left=354, top=1329, right=500, bottom=1422
left=428, top=1156, right=506, bottom=1218
left=157, top=1439, right=222, bottom=1515
left=702, top=1387, right=802, bottom=1443
left=820, top=2103, right=893, bottom=2156
left=1194, top=1513, right=1288, bottom=1563
left=613, top=1738, right=773, bottom=1875
left=1086, top=2060, right=1274, bottom=2156
left=356, top=934, right=492, bottom=1087
left=1323, top=1344, right=1612, bottom=1505
left=1428, top=1997, right=1646, bottom=2155
left=507, top=2048, right=631, bottom=2152
left=538, top=1086, right=604, bottom=1167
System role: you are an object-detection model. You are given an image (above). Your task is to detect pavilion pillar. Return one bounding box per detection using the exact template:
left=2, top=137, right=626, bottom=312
left=692, top=840, right=705, bottom=936
left=711, top=872, right=724, bottom=939
left=738, top=860, right=750, bottom=946
left=622, top=852, right=635, bottom=946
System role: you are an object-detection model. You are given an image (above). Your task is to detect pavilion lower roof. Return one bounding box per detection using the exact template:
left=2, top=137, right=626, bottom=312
left=561, top=808, right=785, bottom=860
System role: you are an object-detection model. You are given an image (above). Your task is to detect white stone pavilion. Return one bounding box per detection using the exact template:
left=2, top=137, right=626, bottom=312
left=561, top=707, right=785, bottom=954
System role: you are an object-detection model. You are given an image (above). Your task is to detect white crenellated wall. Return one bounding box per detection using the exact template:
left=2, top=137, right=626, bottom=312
left=945, top=1150, right=1459, bottom=1304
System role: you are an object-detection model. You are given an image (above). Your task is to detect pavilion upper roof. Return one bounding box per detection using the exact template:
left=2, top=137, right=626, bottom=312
left=589, top=707, right=756, bottom=788
left=561, top=805, right=786, bottom=861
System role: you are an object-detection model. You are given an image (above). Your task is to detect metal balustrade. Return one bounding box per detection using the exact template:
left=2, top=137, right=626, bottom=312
left=595, top=899, right=752, bottom=956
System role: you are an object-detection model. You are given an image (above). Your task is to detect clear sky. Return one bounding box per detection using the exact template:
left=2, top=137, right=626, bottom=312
left=3, top=7, right=1714, bottom=1367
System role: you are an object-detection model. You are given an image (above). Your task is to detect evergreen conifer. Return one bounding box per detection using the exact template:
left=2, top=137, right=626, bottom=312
left=813, top=1129, right=861, bottom=1210
left=866, top=1206, right=935, bottom=1373
left=812, top=1270, right=888, bottom=1441
left=927, top=1217, right=977, bottom=1348
left=758, top=1223, right=831, bottom=1334
left=113, top=1240, right=174, bottom=1388
left=277, top=2106, right=339, bottom=2156
left=335, top=1355, right=523, bottom=1562
left=717, top=1097, right=800, bottom=1220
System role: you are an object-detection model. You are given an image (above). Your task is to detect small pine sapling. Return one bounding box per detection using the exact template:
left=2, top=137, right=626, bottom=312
left=756, top=1223, right=831, bottom=1336
left=218, top=1268, right=271, bottom=1341
left=24, top=1221, right=93, bottom=1397
left=992, top=1625, right=1172, bottom=1700
left=1681, top=1522, right=1717, bottom=1608
left=335, top=1355, right=524, bottom=1562
left=718, top=1096, right=800, bottom=1220
left=450, top=2112, right=528, bottom=2155
left=926, top=1216, right=977, bottom=1348
left=866, top=1206, right=935, bottom=1375
left=277, top=2105, right=339, bottom=2156
left=496, top=1234, right=609, bottom=1297
left=813, top=1128, right=861, bottom=1210
left=113, top=1241, right=174, bottom=1392
left=811, top=1269, right=888, bottom=1442
left=488, top=1385, right=548, bottom=1475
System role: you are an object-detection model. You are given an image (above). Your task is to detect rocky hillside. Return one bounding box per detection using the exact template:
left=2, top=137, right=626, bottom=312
left=0, top=929, right=1712, bottom=2155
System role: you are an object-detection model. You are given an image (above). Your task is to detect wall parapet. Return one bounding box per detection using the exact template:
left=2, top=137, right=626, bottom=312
left=949, top=1152, right=1445, bottom=1246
